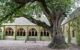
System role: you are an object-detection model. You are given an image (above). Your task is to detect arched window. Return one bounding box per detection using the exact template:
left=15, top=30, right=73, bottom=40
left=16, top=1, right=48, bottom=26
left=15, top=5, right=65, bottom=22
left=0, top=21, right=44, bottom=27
left=40, top=29, right=49, bottom=36
left=28, top=28, right=37, bottom=36
left=5, top=27, right=14, bottom=36
left=16, top=28, right=25, bottom=36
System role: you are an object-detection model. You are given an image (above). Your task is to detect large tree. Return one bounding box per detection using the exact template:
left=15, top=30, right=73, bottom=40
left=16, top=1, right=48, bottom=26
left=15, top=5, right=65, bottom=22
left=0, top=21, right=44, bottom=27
left=0, top=0, right=73, bottom=49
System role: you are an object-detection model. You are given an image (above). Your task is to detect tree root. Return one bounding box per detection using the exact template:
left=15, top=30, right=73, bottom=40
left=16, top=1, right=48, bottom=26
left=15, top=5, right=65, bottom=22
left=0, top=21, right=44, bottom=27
left=48, top=42, right=68, bottom=49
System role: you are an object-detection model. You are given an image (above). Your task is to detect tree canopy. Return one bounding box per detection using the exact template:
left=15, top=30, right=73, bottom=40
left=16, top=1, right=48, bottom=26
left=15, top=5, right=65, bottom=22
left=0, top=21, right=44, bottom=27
left=0, top=0, right=73, bottom=27
left=0, top=0, right=75, bottom=49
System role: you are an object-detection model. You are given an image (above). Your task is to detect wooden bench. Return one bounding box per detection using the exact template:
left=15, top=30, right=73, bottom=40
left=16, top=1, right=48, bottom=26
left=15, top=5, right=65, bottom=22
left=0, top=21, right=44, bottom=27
left=25, top=38, right=36, bottom=43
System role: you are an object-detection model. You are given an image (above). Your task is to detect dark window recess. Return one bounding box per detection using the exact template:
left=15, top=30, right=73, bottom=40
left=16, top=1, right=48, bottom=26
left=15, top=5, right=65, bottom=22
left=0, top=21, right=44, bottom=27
left=28, top=31, right=31, bottom=36
left=23, top=32, right=25, bottom=36
left=41, top=32, right=43, bottom=36
left=40, top=31, right=49, bottom=36
left=72, top=30, right=75, bottom=37
left=6, top=31, right=7, bottom=35
left=44, top=31, right=46, bottom=36
left=17, top=31, right=19, bottom=36
left=28, top=28, right=37, bottom=36
left=35, top=32, right=37, bottom=36
left=46, top=32, right=49, bottom=36
left=72, top=33, right=75, bottom=37
left=16, top=28, right=26, bottom=36
left=32, top=31, right=34, bottom=36
left=5, top=28, right=14, bottom=36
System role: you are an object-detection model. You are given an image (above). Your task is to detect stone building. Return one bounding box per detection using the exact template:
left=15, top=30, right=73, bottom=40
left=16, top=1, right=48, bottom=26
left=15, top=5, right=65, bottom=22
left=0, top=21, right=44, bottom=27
left=0, top=17, right=51, bottom=41
left=0, top=17, right=77, bottom=44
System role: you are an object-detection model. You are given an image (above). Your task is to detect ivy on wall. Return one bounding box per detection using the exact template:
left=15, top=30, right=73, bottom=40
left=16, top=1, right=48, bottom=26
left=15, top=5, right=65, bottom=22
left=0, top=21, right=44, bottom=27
left=70, top=16, right=80, bottom=46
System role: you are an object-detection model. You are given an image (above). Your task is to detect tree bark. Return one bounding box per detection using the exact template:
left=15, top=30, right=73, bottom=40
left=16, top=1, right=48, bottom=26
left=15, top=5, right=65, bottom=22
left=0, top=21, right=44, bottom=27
left=14, top=0, right=67, bottom=49
left=48, top=22, right=67, bottom=49
left=48, top=13, right=67, bottom=49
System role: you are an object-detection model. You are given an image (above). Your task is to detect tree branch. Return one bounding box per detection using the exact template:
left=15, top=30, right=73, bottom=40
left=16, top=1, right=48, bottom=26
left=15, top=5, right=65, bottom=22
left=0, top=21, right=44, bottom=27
left=37, top=0, right=53, bottom=26
left=58, top=16, right=65, bottom=26
left=19, top=14, right=50, bottom=29
left=15, top=0, right=54, bottom=26
left=15, top=0, right=36, bottom=4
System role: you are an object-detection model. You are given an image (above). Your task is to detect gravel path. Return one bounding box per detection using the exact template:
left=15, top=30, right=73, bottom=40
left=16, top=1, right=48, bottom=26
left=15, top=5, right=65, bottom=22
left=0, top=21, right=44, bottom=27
left=0, top=40, right=79, bottom=50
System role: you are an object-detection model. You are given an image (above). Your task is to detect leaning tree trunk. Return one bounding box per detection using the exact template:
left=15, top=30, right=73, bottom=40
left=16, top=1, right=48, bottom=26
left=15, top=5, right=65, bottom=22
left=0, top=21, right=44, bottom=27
left=48, top=12, right=67, bottom=49
left=48, top=22, right=67, bottom=49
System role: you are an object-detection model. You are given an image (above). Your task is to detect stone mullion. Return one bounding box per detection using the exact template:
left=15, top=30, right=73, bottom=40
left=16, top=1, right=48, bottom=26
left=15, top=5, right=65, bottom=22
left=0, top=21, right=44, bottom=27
left=38, top=26, right=41, bottom=41
left=49, top=31, right=51, bottom=40
left=40, top=27, right=41, bottom=41
left=10, top=30, right=12, bottom=36
left=46, top=31, right=47, bottom=36
left=14, top=25, right=17, bottom=40
left=19, top=30, right=20, bottom=36
left=30, top=30, right=32, bottom=36
left=26, top=26, right=28, bottom=40
left=21, top=30, right=23, bottom=36
left=25, top=27, right=28, bottom=40
left=34, top=30, right=35, bottom=36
